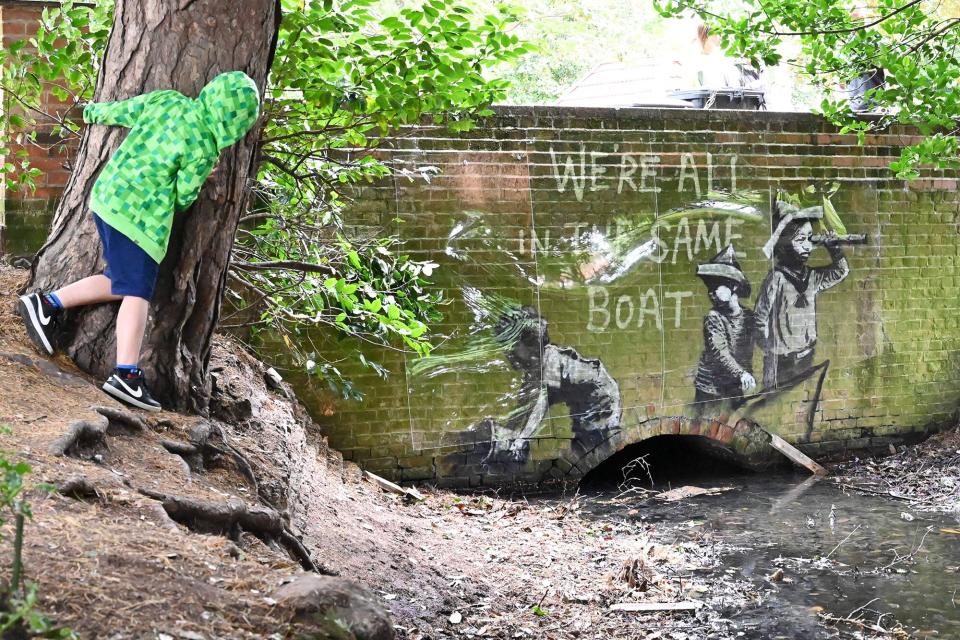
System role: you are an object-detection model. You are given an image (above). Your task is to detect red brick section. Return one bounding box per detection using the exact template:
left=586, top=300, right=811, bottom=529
left=2, top=2, right=81, bottom=204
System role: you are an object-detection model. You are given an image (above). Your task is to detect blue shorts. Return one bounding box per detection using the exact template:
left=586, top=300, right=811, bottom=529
left=93, top=213, right=160, bottom=300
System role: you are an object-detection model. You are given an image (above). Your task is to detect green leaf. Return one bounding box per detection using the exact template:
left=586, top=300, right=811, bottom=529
left=347, top=250, right=361, bottom=270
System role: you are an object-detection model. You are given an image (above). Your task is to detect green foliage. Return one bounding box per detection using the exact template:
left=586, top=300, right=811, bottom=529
left=474, top=0, right=689, bottom=104
left=2, top=0, right=527, bottom=395
left=654, top=0, right=960, bottom=178
left=229, top=0, right=527, bottom=392
left=0, top=0, right=112, bottom=193
left=1, top=584, right=76, bottom=639
left=0, top=427, right=75, bottom=638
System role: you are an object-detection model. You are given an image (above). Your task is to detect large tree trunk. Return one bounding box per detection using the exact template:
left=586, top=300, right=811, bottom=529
left=28, top=0, right=281, bottom=414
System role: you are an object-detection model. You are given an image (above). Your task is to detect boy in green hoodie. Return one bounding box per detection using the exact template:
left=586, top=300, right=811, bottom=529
left=18, top=71, right=260, bottom=412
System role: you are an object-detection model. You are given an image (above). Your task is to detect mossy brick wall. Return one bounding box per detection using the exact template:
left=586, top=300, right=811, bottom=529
left=305, top=106, right=960, bottom=489
left=1, top=1, right=80, bottom=206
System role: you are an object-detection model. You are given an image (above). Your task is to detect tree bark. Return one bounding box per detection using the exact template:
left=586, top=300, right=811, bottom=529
left=27, top=0, right=281, bottom=413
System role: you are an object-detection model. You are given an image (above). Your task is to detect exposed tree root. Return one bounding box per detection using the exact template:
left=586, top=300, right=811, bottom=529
left=160, top=439, right=204, bottom=472
left=153, top=418, right=176, bottom=430
left=160, top=422, right=260, bottom=497
left=49, top=415, right=110, bottom=459
left=144, top=501, right=181, bottom=532
left=237, top=505, right=320, bottom=574
left=57, top=475, right=102, bottom=502
left=281, top=530, right=335, bottom=575
left=91, top=405, right=149, bottom=434
left=137, top=488, right=327, bottom=574
left=0, top=350, right=86, bottom=387
left=49, top=407, right=151, bottom=460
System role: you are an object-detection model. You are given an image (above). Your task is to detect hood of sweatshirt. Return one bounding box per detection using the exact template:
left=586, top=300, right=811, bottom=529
left=197, top=71, right=260, bottom=150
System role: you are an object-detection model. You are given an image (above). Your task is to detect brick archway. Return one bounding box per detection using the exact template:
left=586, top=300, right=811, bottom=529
left=547, top=415, right=779, bottom=486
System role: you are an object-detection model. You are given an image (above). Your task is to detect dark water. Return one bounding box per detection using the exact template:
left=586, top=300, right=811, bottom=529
left=577, top=468, right=960, bottom=639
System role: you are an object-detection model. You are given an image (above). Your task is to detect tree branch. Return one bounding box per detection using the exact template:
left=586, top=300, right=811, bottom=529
left=231, top=259, right=335, bottom=275
left=764, top=0, right=926, bottom=36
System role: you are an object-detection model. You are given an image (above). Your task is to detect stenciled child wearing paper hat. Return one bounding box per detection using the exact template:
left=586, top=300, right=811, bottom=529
left=693, top=244, right=757, bottom=413
left=755, top=200, right=849, bottom=388
left=18, top=71, right=261, bottom=411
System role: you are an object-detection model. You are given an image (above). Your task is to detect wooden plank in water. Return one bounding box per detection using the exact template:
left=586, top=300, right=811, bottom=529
left=770, top=434, right=828, bottom=476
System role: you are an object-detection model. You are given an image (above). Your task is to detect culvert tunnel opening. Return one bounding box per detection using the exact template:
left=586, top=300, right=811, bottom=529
left=579, top=434, right=771, bottom=489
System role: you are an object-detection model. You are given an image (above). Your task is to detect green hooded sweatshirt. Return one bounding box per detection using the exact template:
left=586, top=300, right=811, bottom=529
left=83, top=71, right=260, bottom=263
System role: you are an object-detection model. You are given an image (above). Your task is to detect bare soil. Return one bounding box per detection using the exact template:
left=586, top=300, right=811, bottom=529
left=0, top=264, right=759, bottom=639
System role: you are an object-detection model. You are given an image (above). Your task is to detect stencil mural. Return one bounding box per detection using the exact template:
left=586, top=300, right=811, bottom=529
left=692, top=197, right=866, bottom=442
left=757, top=201, right=850, bottom=389
left=482, top=305, right=622, bottom=463
left=425, top=188, right=865, bottom=479
left=307, top=122, right=907, bottom=490
left=692, top=245, right=757, bottom=415
left=302, top=112, right=960, bottom=488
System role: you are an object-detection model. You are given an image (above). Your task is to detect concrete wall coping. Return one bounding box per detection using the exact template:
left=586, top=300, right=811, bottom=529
left=466, top=104, right=897, bottom=134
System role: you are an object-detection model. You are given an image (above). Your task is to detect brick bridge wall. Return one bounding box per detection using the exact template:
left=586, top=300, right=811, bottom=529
left=4, top=65, right=957, bottom=488
left=1, top=1, right=79, bottom=201
left=302, top=105, right=960, bottom=490
left=1, top=0, right=80, bottom=248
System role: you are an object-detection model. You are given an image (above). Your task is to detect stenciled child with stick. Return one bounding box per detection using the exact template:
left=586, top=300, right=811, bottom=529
left=692, top=245, right=757, bottom=415
left=18, top=71, right=260, bottom=412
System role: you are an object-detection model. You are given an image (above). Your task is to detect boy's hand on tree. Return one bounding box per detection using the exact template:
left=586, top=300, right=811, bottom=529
left=740, top=371, right=757, bottom=391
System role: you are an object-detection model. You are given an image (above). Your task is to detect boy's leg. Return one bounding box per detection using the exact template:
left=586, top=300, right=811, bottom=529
left=53, top=275, right=123, bottom=308
left=102, top=295, right=161, bottom=412
left=18, top=274, right=122, bottom=355
left=115, top=295, right=149, bottom=364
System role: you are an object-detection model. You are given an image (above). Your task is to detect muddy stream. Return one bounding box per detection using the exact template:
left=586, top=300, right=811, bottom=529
left=572, top=440, right=960, bottom=639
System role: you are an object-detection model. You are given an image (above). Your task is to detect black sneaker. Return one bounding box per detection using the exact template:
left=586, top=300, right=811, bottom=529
left=17, top=293, right=61, bottom=355
left=102, top=369, right=162, bottom=412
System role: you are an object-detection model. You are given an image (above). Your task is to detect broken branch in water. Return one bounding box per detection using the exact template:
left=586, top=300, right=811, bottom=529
left=619, top=454, right=655, bottom=490
left=609, top=601, right=703, bottom=613
left=874, top=526, right=934, bottom=574
left=824, top=524, right=861, bottom=559
left=819, top=598, right=910, bottom=639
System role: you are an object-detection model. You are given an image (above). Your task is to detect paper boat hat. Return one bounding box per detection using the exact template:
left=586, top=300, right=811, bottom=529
left=696, top=245, right=751, bottom=298
left=762, top=200, right=824, bottom=259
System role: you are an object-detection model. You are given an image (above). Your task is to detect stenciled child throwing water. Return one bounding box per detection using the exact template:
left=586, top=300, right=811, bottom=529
left=487, top=305, right=622, bottom=462
left=693, top=245, right=757, bottom=414
left=18, top=71, right=260, bottom=412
